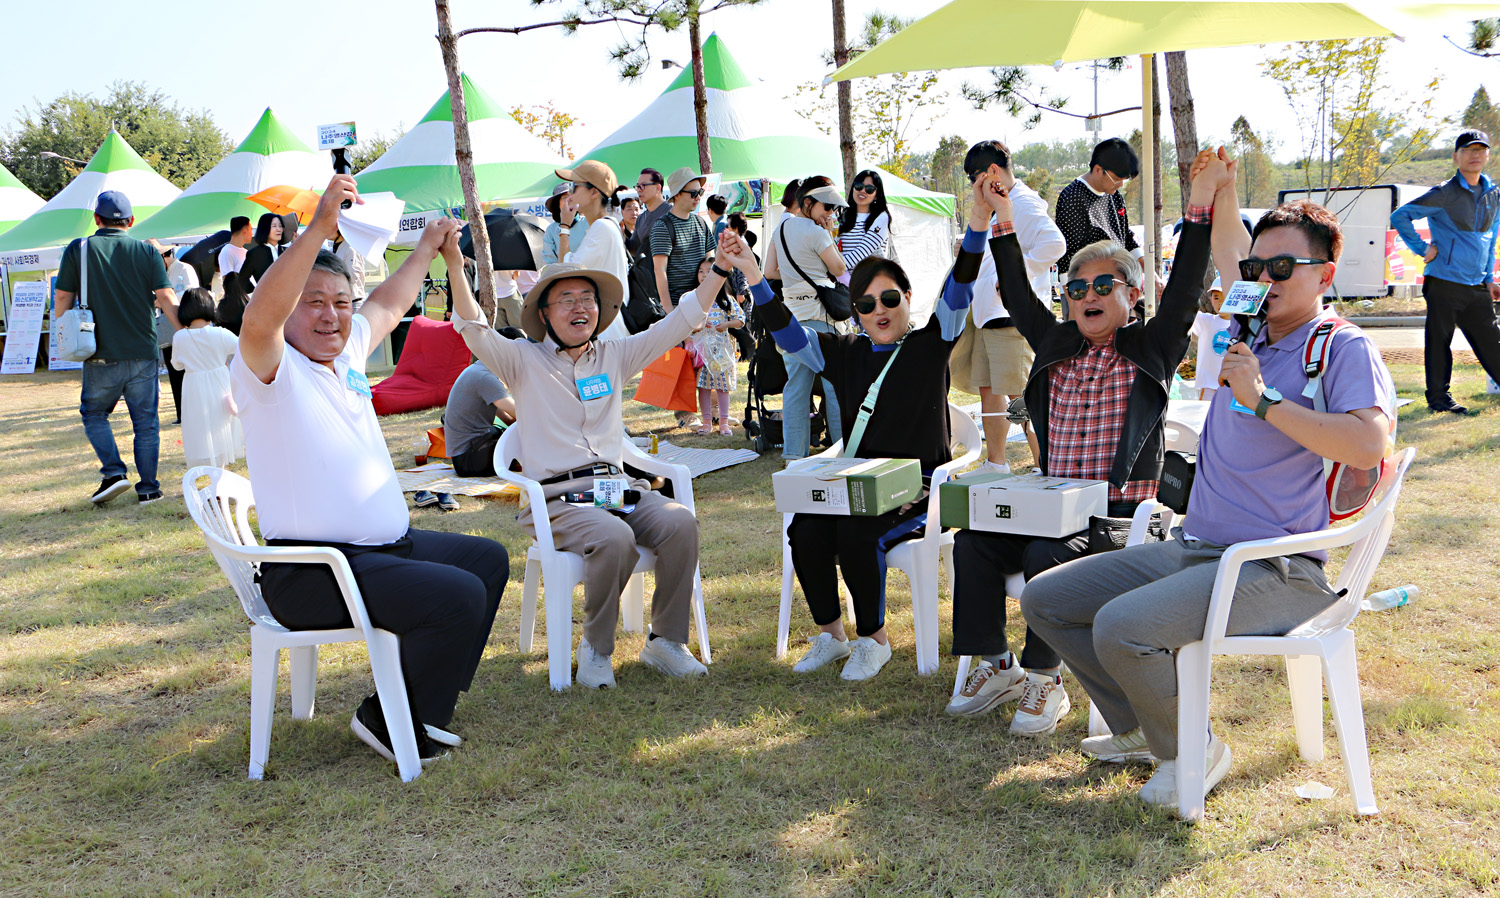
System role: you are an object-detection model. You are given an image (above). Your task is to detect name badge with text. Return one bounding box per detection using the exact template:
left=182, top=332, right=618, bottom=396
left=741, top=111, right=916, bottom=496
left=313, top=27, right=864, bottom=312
left=346, top=368, right=372, bottom=398
left=577, top=373, right=613, bottom=401
left=594, top=478, right=629, bottom=509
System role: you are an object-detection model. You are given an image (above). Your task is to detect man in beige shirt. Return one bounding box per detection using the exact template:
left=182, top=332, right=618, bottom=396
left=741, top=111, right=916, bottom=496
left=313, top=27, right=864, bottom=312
left=451, top=240, right=735, bottom=689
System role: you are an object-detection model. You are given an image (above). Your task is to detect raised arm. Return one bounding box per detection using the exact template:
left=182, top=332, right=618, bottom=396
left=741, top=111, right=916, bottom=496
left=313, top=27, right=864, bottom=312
left=360, top=217, right=463, bottom=345
left=237, top=175, right=359, bottom=384
left=930, top=175, right=995, bottom=340
left=1191, top=147, right=1250, bottom=285
left=1143, top=149, right=1225, bottom=348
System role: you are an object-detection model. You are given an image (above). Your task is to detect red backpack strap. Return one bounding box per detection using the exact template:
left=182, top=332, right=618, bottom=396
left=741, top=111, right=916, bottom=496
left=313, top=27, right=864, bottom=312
left=1301, top=316, right=1353, bottom=400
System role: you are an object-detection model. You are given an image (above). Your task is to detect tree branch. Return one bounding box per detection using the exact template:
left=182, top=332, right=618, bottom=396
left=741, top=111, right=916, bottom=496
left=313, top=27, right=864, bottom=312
left=1444, top=34, right=1498, bottom=57
left=456, top=16, right=648, bottom=37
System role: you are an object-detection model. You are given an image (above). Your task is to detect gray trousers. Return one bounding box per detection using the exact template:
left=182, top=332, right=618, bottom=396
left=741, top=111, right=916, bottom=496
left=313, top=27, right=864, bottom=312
left=519, top=477, right=699, bottom=656
left=1020, top=532, right=1337, bottom=759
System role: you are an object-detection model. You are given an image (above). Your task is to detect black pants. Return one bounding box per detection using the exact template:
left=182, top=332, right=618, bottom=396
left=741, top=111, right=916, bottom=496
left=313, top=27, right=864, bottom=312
left=787, top=503, right=928, bottom=638
left=259, top=528, right=508, bottom=728
left=1423, top=274, right=1500, bottom=407
left=160, top=345, right=184, bottom=423
left=950, top=529, right=1091, bottom=669
left=452, top=427, right=502, bottom=478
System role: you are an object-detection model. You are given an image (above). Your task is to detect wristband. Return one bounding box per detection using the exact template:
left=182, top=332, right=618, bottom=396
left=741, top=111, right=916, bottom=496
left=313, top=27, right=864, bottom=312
left=712, top=263, right=732, bottom=279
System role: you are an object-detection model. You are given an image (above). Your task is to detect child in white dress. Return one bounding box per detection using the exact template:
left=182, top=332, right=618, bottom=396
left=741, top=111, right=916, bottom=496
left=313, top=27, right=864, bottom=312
left=171, top=288, right=243, bottom=468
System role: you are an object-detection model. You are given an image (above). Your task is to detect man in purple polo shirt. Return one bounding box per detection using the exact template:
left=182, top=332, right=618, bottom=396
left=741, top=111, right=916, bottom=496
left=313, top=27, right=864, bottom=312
left=1020, top=187, right=1395, bottom=814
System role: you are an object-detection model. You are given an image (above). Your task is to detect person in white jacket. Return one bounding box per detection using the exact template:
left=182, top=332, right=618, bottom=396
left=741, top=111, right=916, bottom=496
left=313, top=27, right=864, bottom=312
left=962, top=140, right=1065, bottom=471
left=556, top=160, right=631, bottom=341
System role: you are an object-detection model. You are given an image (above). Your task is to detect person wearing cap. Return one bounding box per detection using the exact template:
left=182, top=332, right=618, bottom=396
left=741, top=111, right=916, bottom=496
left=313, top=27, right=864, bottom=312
left=1391, top=129, right=1500, bottom=414
left=449, top=237, right=741, bottom=688
left=543, top=183, right=589, bottom=267
left=1054, top=138, right=1143, bottom=280
left=53, top=190, right=180, bottom=506
left=232, top=174, right=507, bottom=767
left=762, top=176, right=848, bottom=459
left=556, top=160, right=631, bottom=341
left=651, top=167, right=717, bottom=429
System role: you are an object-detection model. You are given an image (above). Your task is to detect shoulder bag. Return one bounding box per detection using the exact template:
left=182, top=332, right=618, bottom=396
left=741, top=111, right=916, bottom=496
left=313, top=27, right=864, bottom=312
left=55, top=238, right=98, bottom=362
left=780, top=221, right=852, bottom=321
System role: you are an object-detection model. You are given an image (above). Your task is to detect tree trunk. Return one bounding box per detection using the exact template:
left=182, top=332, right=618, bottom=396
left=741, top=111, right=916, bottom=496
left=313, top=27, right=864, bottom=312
left=689, top=8, right=712, bottom=174
left=435, top=0, right=496, bottom=321
left=1151, top=54, right=1163, bottom=280
left=1164, top=51, right=1198, bottom=222
left=832, top=0, right=855, bottom=189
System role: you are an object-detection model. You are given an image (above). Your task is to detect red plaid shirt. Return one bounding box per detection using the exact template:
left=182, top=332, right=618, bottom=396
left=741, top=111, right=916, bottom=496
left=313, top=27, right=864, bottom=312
left=1046, top=334, right=1158, bottom=506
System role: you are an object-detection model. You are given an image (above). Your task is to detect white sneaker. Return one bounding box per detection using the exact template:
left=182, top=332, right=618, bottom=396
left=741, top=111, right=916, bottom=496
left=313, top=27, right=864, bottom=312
left=1139, top=734, right=1234, bottom=810
left=792, top=632, right=852, bottom=672
left=944, top=660, right=1026, bottom=716
left=1080, top=726, right=1156, bottom=763
left=640, top=635, right=708, bottom=677
left=576, top=637, right=616, bottom=689
left=982, top=460, right=1012, bottom=475
left=840, top=637, right=893, bottom=681
left=1008, top=672, right=1071, bottom=736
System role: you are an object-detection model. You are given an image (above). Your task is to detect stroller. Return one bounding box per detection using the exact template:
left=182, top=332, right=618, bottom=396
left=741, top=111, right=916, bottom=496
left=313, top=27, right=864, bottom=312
left=742, top=308, right=829, bottom=455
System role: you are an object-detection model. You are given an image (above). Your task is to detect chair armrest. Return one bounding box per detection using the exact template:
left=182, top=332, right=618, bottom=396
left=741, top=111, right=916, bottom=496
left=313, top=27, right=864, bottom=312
left=203, top=540, right=378, bottom=635
left=621, top=438, right=696, bottom=514
left=925, top=458, right=968, bottom=539
left=1127, top=500, right=1171, bottom=546
left=490, top=466, right=556, bottom=553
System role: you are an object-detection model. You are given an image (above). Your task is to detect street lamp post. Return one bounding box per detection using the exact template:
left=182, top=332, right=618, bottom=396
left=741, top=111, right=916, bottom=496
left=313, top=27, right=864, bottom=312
left=40, top=151, right=88, bottom=166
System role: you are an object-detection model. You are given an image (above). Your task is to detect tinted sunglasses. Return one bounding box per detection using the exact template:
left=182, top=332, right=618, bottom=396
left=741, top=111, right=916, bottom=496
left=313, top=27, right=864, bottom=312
left=854, top=289, right=903, bottom=315
left=684, top=188, right=705, bottom=199
left=1064, top=274, right=1129, bottom=301
left=1238, top=255, right=1329, bottom=282
left=852, top=183, right=877, bottom=194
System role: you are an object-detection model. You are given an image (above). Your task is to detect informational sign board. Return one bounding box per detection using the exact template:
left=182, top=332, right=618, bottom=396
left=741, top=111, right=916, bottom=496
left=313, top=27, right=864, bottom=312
left=1, top=280, right=47, bottom=374
left=47, top=277, right=81, bottom=371
left=317, top=121, right=358, bottom=150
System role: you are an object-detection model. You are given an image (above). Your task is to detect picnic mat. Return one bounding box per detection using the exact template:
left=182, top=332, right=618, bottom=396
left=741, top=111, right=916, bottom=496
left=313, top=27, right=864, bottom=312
left=397, top=463, right=522, bottom=499
left=627, top=438, right=760, bottom=477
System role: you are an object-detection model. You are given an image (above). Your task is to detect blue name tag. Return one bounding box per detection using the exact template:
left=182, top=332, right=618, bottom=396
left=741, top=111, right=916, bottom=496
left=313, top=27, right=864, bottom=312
left=576, top=373, right=613, bottom=401
left=1229, top=396, right=1255, bottom=415
left=346, top=368, right=372, bottom=398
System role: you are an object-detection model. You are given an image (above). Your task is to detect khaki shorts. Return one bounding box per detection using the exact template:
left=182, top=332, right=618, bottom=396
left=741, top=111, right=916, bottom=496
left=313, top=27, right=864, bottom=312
left=969, top=326, right=1034, bottom=395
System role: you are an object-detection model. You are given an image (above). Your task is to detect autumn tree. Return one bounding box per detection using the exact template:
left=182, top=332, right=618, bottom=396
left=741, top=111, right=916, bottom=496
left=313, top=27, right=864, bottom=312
left=509, top=103, right=581, bottom=159
left=928, top=134, right=971, bottom=225
left=1228, top=116, right=1276, bottom=207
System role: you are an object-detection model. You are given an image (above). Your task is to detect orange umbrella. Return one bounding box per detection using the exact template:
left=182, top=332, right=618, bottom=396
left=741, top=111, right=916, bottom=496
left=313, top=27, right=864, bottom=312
left=246, top=185, right=320, bottom=224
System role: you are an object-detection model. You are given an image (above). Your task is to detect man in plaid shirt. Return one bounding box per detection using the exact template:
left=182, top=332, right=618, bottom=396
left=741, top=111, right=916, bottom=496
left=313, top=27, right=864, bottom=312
left=945, top=151, right=1234, bottom=737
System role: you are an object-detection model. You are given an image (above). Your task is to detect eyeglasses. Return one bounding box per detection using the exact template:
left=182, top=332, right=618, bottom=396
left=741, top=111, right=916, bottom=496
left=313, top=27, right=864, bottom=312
left=635, top=181, right=660, bottom=190
left=550, top=296, right=599, bottom=311
left=854, top=289, right=904, bottom=315
left=1064, top=275, right=1130, bottom=301
left=684, top=188, right=705, bottom=199
left=966, top=170, right=982, bottom=184
left=852, top=183, right=877, bottom=194
left=1238, top=255, right=1329, bottom=282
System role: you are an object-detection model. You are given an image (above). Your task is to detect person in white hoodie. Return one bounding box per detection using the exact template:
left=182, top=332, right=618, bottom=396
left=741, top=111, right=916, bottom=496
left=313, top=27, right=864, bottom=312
left=556, top=160, right=631, bottom=341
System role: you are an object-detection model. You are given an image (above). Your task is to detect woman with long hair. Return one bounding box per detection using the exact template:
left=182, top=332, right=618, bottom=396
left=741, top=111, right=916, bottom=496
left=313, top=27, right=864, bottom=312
left=839, top=169, right=892, bottom=272
left=241, top=213, right=284, bottom=293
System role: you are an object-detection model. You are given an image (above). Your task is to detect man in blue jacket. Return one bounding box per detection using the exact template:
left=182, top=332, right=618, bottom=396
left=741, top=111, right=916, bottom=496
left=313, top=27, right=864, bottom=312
left=1391, top=129, right=1500, bottom=414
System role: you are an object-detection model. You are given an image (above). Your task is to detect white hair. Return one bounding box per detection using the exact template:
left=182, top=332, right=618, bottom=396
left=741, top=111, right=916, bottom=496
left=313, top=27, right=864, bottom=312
left=1067, top=240, right=1142, bottom=289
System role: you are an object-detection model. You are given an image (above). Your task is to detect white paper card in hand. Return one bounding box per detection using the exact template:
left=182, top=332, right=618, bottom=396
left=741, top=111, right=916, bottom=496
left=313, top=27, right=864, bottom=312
left=338, top=191, right=405, bottom=262
left=1219, top=281, right=1269, bottom=317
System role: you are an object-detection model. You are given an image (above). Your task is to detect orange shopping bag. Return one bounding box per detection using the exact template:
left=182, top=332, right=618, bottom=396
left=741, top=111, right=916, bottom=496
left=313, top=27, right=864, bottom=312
left=632, top=347, right=698, bottom=412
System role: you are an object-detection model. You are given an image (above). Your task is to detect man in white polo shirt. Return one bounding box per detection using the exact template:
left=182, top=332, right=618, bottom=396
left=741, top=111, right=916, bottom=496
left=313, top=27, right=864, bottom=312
left=231, top=175, right=508, bottom=767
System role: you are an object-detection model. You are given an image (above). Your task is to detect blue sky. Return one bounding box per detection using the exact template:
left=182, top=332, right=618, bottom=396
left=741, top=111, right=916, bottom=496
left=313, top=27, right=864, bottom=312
left=0, top=0, right=1493, bottom=169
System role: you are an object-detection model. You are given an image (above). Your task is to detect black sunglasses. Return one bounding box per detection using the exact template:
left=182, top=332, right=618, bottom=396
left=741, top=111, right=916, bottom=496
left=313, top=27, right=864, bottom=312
left=965, top=170, right=982, bottom=184
left=852, top=183, right=877, bottom=194
left=854, top=289, right=904, bottom=315
left=1064, top=274, right=1130, bottom=301
left=1238, top=255, right=1329, bottom=282
left=684, top=187, right=705, bottom=199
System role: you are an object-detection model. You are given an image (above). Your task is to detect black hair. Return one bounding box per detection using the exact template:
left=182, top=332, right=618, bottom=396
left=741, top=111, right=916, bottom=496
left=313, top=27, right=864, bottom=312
left=780, top=179, right=802, bottom=209
left=311, top=248, right=354, bottom=292
left=839, top=169, right=889, bottom=235
left=848, top=255, right=911, bottom=300
left=705, top=195, right=727, bottom=216
left=727, top=212, right=748, bottom=235
left=1253, top=200, right=1343, bottom=263
left=963, top=140, right=1011, bottom=176
left=697, top=251, right=730, bottom=305
left=1090, top=137, right=1140, bottom=179
left=252, top=213, right=281, bottom=246
left=796, top=175, right=835, bottom=217
left=744, top=230, right=757, bottom=249
left=230, top=215, right=251, bottom=234
left=99, top=216, right=131, bottom=228
left=639, top=168, right=664, bottom=187
left=176, top=286, right=218, bottom=326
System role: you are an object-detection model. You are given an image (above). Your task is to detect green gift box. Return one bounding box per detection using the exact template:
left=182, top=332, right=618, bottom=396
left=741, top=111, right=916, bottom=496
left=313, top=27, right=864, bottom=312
left=940, top=471, right=1109, bottom=538
left=773, top=457, right=922, bottom=516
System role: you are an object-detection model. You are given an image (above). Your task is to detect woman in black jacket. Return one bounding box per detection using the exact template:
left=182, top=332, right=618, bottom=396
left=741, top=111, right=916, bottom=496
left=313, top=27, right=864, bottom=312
left=241, top=213, right=285, bottom=292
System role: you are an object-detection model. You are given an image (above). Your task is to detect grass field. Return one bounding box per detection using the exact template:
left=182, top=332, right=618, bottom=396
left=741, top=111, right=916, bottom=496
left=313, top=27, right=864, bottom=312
left=1, top=359, right=1498, bottom=897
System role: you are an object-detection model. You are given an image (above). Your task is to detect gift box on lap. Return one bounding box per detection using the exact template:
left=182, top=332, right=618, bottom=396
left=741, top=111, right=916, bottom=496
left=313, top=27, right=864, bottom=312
left=773, top=457, right=922, bottom=517
left=939, top=472, right=1108, bottom=538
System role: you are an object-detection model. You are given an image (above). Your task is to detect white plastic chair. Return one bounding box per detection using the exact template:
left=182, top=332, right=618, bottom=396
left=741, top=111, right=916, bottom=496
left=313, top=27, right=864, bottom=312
left=776, top=402, right=982, bottom=675
left=182, top=467, right=425, bottom=782
left=1115, top=447, right=1415, bottom=820
left=493, top=427, right=711, bottom=691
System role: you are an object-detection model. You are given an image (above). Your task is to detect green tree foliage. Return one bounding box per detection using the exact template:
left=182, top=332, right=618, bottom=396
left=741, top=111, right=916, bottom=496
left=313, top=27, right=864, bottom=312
left=509, top=103, right=580, bottom=159
left=1011, top=138, right=1096, bottom=173
left=0, top=81, right=232, bottom=200
left=1461, top=86, right=1500, bottom=177
left=1469, top=18, right=1498, bottom=55
left=928, top=134, right=971, bottom=225
left=961, top=58, right=1126, bottom=130
left=1229, top=116, right=1277, bottom=207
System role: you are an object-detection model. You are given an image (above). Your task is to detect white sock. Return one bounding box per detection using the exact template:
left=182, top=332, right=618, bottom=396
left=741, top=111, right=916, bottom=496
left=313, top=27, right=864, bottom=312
left=987, top=461, right=1011, bottom=474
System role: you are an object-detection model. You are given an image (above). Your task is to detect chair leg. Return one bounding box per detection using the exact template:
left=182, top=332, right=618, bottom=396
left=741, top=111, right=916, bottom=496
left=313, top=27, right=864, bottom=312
left=365, top=630, right=422, bottom=782
left=1285, top=654, right=1326, bottom=764
left=776, top=539, right=795, bottom=660
left=691, top=567, right=712, bottom=665
left=1322, top=633, right=1379, bottom=815
left=907, top=551, right=940, bottom=676
left=519, top=556, right=541, bottom=654
left=952, top=655, right=972, bottom=698
left=1175, top=641, right=1213, bottom=822
left=1088, top=701, right=1112, bottom=738
left=939, top=541, right=954, bottom=589
left=248, top=628, right=279, bottom=781
left=543, top=559, right=577, bottom=691
left=620, top=571, right=645, bottom=634
left=288, top=645, right=318, bottom=721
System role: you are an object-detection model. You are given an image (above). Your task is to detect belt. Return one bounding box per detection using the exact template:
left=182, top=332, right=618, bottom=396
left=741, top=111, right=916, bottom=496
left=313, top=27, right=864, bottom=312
left=541, top=463, right=622, bottom=485
left=981, top=317, right=1014, bottom=329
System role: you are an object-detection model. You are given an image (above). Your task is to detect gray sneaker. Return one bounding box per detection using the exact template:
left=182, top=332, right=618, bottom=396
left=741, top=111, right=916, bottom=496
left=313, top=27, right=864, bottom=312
left=640, top=635, right=707, bottom=678
left=575, top=637, right=616, bottom=689
left=1080, top=727, right=1156, bottom=763
left=945, top=660, right=1027, bottom=716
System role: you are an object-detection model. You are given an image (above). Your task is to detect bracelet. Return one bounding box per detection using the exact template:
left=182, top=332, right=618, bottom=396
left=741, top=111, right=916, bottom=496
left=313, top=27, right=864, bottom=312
left=712, top=263, right=733, bottom=279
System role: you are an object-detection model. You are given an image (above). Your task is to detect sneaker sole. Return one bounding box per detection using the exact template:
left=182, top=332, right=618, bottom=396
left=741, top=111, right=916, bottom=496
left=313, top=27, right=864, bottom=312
left=413, top=497, right=440, bottom=508
left=351, top=714, right=397, bottom=763
left=1009, top=692, right=1072, bottom=736
left=840, top=653, right=892, bottom=681
left=575, top=671, right=617, bottom=689
left=1204, top=741, right=1234, bottom=794
left=92, top=481, right=132, bottom=505
left=944, top=681, right=1027, bottom=717
left=138, top=494, right=163, bottom=506
left=424, top=725, right=462, bottom=748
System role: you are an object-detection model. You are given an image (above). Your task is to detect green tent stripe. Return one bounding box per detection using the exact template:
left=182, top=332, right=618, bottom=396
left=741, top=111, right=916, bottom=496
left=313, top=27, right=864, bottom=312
left=234, top=108, right=315, bottom=156
left=418, top=73, right=511, bottom=125
left=0, top=203, right=168, bottom=251
left=664, top=33, right=756, bottom=94
left=888, top=193, right=954, bottom=218
left=83, top=132, right=155, bottom=174
left=575, top=135, right=842, bottom=194
left=355, top=160, right=564, bottom=212
left=130, top=192, right=280, bottom=241
left=0, top=164, right=29, bottom=191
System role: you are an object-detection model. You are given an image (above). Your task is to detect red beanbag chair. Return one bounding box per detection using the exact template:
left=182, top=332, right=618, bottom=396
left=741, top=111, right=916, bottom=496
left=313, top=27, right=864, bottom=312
left=370, top=315, right=470, bottom=416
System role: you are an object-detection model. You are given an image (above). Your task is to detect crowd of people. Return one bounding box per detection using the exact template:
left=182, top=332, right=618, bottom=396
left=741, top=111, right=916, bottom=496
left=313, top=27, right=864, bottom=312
left=52, top=122, right=1452, bottom=813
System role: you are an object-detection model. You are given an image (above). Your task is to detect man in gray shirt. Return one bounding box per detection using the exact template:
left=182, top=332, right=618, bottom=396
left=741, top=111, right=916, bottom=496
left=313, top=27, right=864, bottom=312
left=447, top=360, right=516, bottom=477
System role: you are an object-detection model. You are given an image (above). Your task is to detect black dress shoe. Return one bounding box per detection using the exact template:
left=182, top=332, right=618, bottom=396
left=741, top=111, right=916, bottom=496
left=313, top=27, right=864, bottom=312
left=1429, top=401, right=1472, bottom=415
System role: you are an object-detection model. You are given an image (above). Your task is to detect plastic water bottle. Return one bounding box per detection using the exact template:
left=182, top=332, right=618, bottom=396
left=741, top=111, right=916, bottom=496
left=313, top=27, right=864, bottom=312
left=1363, top=585, right=1418, bottom=612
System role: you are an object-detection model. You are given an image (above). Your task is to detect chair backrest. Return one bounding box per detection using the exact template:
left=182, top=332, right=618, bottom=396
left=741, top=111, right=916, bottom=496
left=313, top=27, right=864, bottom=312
left=495, top=421, right=522, bottom=477
left=1286, top=447, right=1416, bottom=638
left=182, top=466, right=282, bottom=630
left=947, top=401, right=982, bottom=464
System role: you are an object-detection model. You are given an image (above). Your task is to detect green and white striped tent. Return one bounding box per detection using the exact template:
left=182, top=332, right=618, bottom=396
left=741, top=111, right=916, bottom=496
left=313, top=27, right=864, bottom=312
left=0, top=164, right=44, bottom=238
left=356, top=73, right=565, bottom=229
left=133, top=108, right=326, bottom=240
left=0, top=131, right=179, bottom=253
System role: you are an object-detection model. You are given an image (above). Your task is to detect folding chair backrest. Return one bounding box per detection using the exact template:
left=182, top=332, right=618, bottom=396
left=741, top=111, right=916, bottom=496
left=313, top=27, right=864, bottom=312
left=183, top=466, right=281, bottom=630
left=495, top=423, right=522, bottom=477
left=948, top=402, right=981, bottom=462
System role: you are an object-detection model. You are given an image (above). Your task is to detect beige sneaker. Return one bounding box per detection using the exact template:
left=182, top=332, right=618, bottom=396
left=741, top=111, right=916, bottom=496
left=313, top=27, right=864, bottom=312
left=1080, top=727, right=1155, bottom=763
left=944, top=661, right=1026, bottom=716
left=1008, top=672, right=1070, bottom=736
left=640, top=635, right=708, bottom=678
left=1139, top=734, right=1233, bottom=811
left=575, top=637, right=616, bottom=689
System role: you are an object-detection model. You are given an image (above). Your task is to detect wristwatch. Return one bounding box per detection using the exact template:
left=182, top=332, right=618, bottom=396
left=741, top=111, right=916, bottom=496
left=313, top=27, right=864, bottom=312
left=1254, top=386, right=1283, bottom=420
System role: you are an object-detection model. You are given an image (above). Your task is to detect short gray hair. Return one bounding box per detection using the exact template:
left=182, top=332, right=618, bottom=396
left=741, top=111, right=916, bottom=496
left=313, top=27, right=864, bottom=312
left=1066, top=240, right=1142, bottom=289
left=311, top=249, right=354, bottom=293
